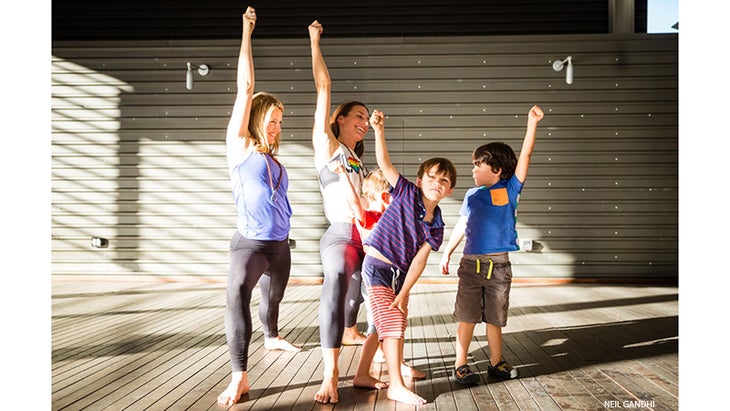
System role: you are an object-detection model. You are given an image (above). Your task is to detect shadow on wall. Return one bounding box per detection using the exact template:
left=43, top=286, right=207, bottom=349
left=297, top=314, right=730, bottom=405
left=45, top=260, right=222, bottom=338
left=51, top=31, right=679, bottom=281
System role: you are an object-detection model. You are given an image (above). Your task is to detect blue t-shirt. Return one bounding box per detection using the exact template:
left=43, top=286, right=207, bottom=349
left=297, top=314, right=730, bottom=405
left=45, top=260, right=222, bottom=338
left=230, top=152, right=292, bottom=241
left=462, top=174, right=523, bottom=254
left=364, top=175, right=444, bottom=273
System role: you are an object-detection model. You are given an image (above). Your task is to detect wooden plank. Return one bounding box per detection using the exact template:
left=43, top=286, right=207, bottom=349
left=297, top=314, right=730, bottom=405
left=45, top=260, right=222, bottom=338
left=51, top=281, right=678, bottom=410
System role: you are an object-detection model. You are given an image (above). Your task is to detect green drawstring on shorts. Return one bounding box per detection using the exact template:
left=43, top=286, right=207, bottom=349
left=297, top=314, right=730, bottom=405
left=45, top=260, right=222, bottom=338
left=476, top=258, right=494, bottom=280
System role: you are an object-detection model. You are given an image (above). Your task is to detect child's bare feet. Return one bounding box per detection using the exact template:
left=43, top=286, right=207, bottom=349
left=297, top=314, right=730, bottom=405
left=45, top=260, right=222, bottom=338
left=217, top=371, right=249, bottom=406
left=264, top=336, right=301, bottom=352
left=353, top=374, right=389, bottom=389
left=314, top=373, right=339, bottom=403
left=387, top=385, right=427, bottom=406
left=401, top=362, right=426, bottom=379
left=342, top=326, right=367, bottom=345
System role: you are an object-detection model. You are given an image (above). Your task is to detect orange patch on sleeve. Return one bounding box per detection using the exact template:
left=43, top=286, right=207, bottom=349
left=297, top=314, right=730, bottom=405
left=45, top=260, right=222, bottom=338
left=490, top=187, right=509, bottom=206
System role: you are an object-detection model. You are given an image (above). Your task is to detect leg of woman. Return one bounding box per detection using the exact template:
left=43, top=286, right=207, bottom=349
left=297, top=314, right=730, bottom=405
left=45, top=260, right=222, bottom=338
left=218, top=233, right=270, bottom=406
left=342, top=266, right=366, bottom=345
left=315, top=223, right=362, bottom=403
left=259, top=240, right=300, bottom=352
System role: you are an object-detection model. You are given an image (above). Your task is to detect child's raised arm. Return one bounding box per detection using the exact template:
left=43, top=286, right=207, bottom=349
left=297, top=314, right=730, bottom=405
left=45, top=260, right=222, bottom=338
left=370, top=110, right=399, bottom=187
left=514, top=105, right=544, bottom=183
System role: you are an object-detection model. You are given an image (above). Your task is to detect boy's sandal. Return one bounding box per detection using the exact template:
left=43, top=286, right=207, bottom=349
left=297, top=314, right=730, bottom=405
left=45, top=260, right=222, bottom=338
left=453, top=364, right=479, bottom=385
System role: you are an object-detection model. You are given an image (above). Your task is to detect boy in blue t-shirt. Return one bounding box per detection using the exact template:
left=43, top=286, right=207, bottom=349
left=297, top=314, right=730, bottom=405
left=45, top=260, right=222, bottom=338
left=361, top=109, right=457, bottom=406
left=439, top=105, right=544, bottom=385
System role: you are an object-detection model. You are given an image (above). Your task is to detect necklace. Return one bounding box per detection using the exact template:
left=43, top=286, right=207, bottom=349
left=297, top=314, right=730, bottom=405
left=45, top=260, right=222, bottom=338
left=263, top=153, right=283, bottom=202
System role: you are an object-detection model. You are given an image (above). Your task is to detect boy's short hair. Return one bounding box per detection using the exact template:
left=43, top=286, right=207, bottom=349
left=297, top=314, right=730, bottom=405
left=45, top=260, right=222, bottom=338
left=417, top=157, right=457, bottom=188
left=473, top=142, right=517, bottom=180
left=362, top=169, right=390, bottom=202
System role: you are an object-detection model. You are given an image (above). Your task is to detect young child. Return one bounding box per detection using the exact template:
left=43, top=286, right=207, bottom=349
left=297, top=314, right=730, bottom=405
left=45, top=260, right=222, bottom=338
left=336, top=168, right=427, bottom=389
left=439, top=105, right=544, bottom=385
left=360, top=109, right=457, bottom=406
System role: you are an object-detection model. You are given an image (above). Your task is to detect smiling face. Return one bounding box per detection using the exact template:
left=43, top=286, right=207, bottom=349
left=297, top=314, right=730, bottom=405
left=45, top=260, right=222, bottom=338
left=264, top=107, right=283, bottom=146
left=336, top=104, right=370, bottom=142
left=250, top=92, right=284, bottom=154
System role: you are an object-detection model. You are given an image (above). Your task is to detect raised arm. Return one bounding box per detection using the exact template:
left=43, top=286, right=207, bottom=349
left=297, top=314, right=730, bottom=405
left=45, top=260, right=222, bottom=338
left=226, top=6, right=257, bottom=170
left=370, top=110, right=399, bottom=187
left=439, top=215, right=467, bottom=274
left=514, top=105, right=544, bottom=183
left=309, top=20, right=339, bottom=164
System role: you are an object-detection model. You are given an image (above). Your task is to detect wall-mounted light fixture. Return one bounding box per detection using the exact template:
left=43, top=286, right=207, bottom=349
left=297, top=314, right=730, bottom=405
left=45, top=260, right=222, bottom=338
left=552, top=56, right=573, bottom=84
left=91, top=236, right=109, bottom=248
left=186, top=62, right=209, bottom=90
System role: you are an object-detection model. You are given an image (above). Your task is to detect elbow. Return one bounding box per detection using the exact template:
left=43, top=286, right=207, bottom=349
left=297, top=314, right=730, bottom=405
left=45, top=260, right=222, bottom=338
left=315, top=79, right=331, bottom=93
left=237, top=79, right=255, bottom=95
left=245, top=79, right=255, bottom=94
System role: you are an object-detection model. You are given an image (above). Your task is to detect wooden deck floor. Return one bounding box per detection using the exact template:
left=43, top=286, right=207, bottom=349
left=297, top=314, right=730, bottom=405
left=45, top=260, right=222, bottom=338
left=51, top=281, right=678, bottom=411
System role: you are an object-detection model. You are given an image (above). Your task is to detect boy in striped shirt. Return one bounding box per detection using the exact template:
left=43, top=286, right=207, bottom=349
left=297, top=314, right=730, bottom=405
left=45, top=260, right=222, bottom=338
left=360, top=109, right=457, bottom=406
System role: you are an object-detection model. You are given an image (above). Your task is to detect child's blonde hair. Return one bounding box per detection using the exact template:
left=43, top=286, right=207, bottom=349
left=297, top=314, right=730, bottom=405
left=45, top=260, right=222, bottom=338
left=361, top=169, right=390, bottom=202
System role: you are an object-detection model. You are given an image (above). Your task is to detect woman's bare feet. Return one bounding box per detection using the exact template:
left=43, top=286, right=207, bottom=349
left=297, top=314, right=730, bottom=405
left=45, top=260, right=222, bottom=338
left=342, top=326, right=367, bottom=345
left=217, top=371, right=249, bottom=406
left=401, top=362, right=426, bottom=379
left=353, top=374, right=389, bottom=389
left=264, top=336, right=301, bottom=352
left=314, top=373, right=339, bottom=403
left=387, top=384, right=427, bottom=406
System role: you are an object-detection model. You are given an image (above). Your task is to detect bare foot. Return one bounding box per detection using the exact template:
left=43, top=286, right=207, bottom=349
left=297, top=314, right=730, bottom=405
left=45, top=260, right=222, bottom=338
left=217, top=371, right=249, bottom=406
left=264, top=336, right=301, bottom=352
left=342, top=327, right=367, bottom=345
left=353, top=374, right=389, bottom=389
left=401, top=362, right=426, bottom=379
left=314, top=374, right=339, bottom=403
left=387, top=385, right=427, bottom=406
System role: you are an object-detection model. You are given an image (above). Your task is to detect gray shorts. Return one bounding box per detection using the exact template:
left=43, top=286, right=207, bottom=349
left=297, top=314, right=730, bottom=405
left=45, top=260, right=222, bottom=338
left=453, top=253, right=513, bottom=327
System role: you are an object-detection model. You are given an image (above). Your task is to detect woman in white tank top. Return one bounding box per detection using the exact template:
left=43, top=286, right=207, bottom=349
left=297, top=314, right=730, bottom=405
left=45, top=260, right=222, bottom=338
left=309, top=19, right=372, bottom=405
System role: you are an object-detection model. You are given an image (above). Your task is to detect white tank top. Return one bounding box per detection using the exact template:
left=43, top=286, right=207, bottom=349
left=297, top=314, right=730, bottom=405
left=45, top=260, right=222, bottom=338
left=315, top=142, right=367, bottom=224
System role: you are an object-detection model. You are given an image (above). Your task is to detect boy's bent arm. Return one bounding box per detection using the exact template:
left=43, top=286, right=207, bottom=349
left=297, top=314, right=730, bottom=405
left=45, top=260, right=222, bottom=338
left=391, top=242, right=432, bottom=313
left=370, top=110, right=400, bottom=187
left=514, top=105, right=544, bottom=183
left=439, top=215, right=467, bottom=274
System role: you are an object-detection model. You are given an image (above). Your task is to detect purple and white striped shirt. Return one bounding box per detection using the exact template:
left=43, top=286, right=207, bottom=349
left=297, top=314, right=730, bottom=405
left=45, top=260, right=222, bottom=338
left=364, top=175, right=444, bottom=273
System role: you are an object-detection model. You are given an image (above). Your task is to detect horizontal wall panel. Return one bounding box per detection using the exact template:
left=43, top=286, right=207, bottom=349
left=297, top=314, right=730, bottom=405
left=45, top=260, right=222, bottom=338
left=52, top=32, right=676, bottom=281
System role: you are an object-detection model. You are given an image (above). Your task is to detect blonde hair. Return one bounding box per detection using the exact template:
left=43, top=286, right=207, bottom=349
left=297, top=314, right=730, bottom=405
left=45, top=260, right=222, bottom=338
left=362, top=169, right=390, bottom=202
left=248, top=92, right=284, bottom=155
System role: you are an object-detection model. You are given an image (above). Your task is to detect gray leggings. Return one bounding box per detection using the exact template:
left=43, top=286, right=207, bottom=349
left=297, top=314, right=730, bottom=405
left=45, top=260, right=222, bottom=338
left=225, top=231, right=291, bottom=371
left=319, top=222, right=365, bottom=348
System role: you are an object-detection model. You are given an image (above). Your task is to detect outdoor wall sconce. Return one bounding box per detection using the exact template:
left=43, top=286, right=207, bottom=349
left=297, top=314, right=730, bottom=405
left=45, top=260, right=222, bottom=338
left=552, top=56, right=573, bottom=84
left=186, top=62, right=210, bottom=90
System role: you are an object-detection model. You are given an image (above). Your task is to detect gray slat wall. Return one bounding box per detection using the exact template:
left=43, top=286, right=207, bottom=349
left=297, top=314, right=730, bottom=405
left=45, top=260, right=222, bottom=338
left=51, top=33, right=677, bottom=281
